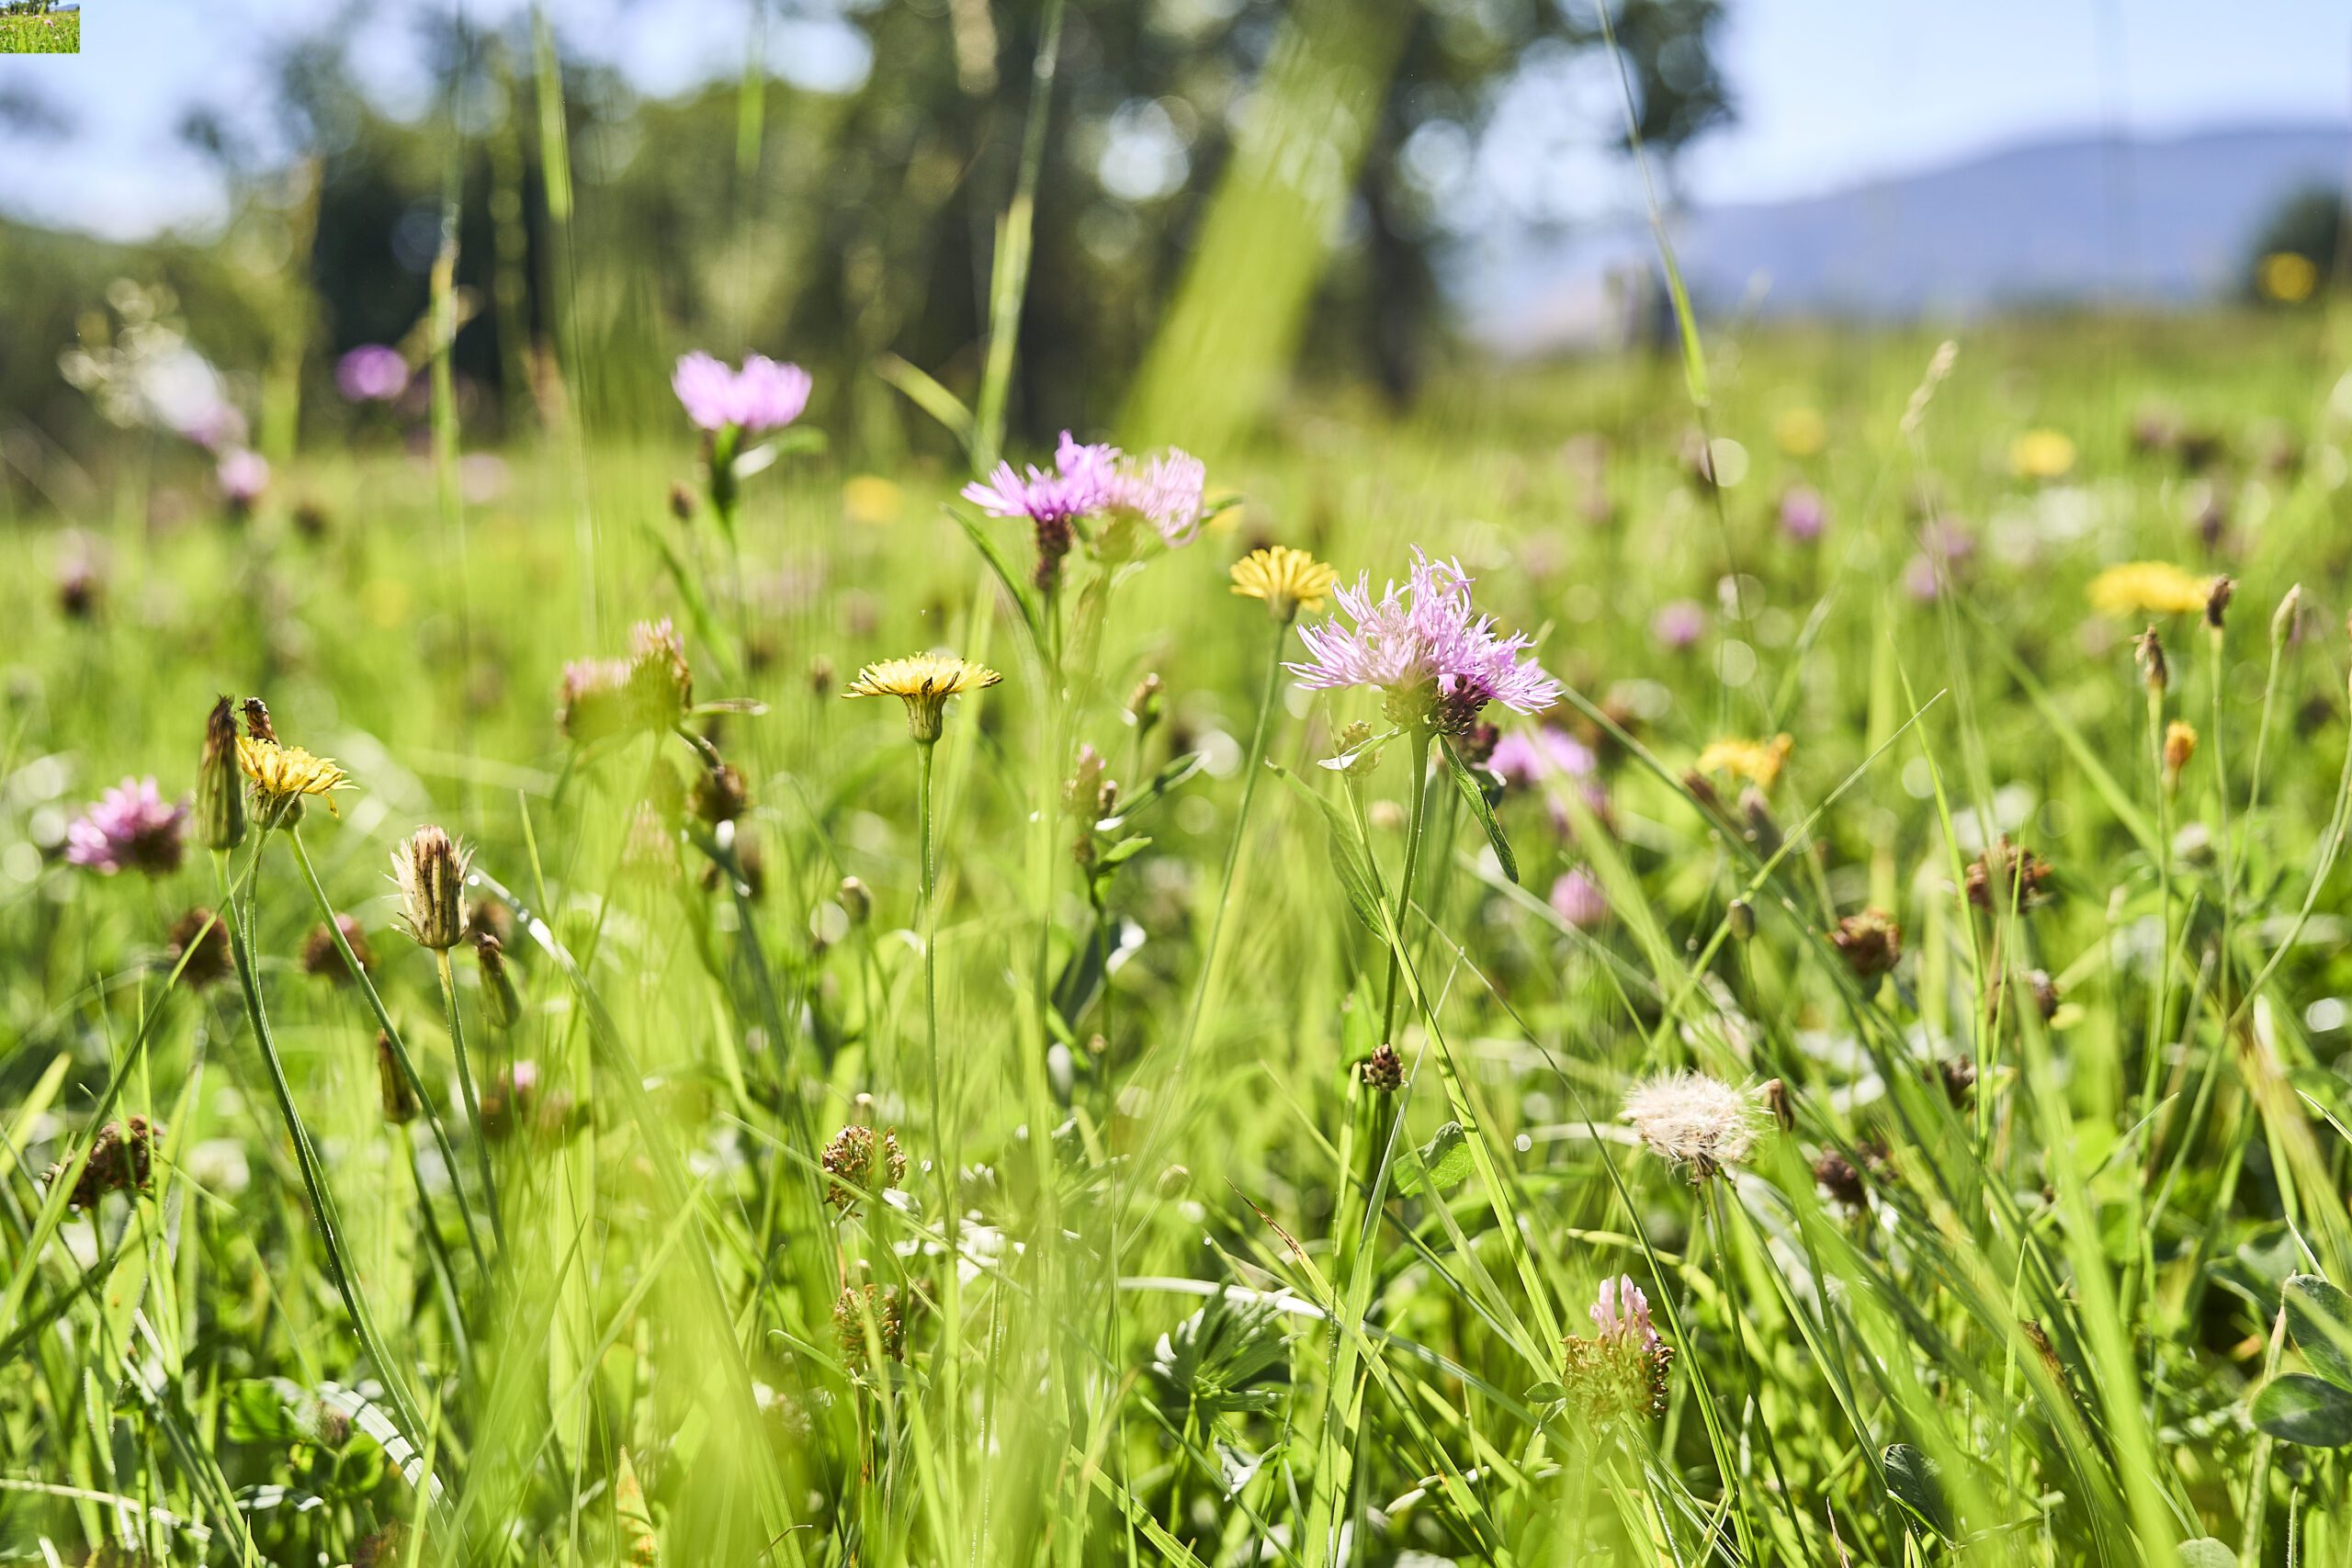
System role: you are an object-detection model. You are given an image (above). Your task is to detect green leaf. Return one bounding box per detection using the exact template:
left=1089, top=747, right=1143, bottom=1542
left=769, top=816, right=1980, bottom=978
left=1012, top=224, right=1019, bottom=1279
left=1521, top=1380, right=1566, bottom=1405
left=944, top=505, right=1046, bottom=655
left=1396, top=1121, right=1476, bottom=1195
left=1882, top=1443, right=1948, bottom=1538
left=2177, top=1540, right=2236, bottom=1568
left=1440, top=738, right=1517, bottom=885
left=1273, top=765, right=1386, bottom=938
left=874, top=353, right=976, bottom=456
left=2253, top=1372, right=2352, bottom=1447
left=2285, top=1273, right=2352, bottom=1390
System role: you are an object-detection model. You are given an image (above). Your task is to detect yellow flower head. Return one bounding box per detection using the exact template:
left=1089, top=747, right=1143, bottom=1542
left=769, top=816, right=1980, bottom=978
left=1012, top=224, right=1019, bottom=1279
left=237, top=737, right=352, bottom=826
left=843, top=652, right=1003, bottom=744
left=1774, top=406, right=1826, bottom=458
left=1696, top=734, right=1794, bottom=792
left=2260, top=251, right=2319, bottom=304
left=1229, top=546, right=1337, bottom=623
left=2010, top=428, right=2076, bottom=480
left=2088, top=561, right=2212, bottom=619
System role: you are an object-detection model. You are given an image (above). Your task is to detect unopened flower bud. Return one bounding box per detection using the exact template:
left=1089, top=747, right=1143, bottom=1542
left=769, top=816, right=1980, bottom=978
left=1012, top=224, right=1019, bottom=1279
left=1832, top=908, right=1903, bottom=980
left=473, top=931, right=523, bottom=1031
left=377, top=1032, right=419, bottom=1124
left=197, top=695, right=247, bottom=852
left=668, top=480, right=696, bottom=523
left=692, top=761, right=750, bottom=824
left=1157, top=1163, right=1193, bottom=1198
left=1726, top=897, right=1755, bottom=940
left=838, top=875, right=872, bottom=926
left=1739, top=787, right=1781, bottom=856
left=2163, top=720, right=2198, bottom=792
left=1361, top=1043, right=1404, bottom=1092
left=390, top=826, right=472, bottom=951
left=2134, top=626, right=2167, bottom=695
left=2273, top=583, right=2302, bottom=649
left=2204, top=575, right=2233, bottom=632
left=1760, top=1077, right=1793, bottom=1132
left=1126, top=673, right=1165, bottom=736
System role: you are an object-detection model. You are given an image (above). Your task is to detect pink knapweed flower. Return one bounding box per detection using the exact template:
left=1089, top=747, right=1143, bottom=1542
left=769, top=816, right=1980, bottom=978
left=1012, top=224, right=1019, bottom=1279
left=672, top=352, right=813, bottom=434
left=67, top=777, right=190, bottom=876
left=336, top=344, right=410, bottom=402
left=1290, top=550, right=1561, bottom=733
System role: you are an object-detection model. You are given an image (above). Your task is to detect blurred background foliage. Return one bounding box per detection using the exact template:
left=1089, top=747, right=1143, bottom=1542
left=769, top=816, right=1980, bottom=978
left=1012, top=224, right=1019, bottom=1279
left=0, top=0, right=1730, bottom=471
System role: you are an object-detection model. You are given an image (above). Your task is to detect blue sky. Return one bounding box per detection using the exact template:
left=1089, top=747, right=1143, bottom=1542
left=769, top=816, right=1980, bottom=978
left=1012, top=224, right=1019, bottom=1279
left=0, top=0, right=2345, bottom=241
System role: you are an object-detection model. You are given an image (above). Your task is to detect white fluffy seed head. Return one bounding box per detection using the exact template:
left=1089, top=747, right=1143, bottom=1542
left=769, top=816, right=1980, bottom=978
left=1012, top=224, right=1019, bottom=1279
left=1622, top=1070, right=1761, bottom=1179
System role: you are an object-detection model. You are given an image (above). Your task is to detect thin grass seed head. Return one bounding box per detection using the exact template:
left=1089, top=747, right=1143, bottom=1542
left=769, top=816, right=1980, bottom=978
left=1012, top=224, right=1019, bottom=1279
left=842, top=652, right=1002, bottom=744
left=236, top=736, right=351, bottom=829
left=1622, top=1070, right=1765, bottom=1179
left=390, top=826, right=472, bottom=951
left=197, top=694, right=246, bottom=852
left=1229, top=545, right=1337, bottom=623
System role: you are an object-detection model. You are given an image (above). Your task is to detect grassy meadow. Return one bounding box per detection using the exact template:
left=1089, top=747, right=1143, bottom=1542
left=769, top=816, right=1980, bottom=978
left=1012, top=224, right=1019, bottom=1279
left=0, top=12, right=75, bottom=51
left=12, top=301, right=2352, bottom=1567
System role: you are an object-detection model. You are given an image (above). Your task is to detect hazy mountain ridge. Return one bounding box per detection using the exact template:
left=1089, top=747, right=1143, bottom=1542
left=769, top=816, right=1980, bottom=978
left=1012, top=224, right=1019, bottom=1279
left=1469, top=121, right=2352, bottom=351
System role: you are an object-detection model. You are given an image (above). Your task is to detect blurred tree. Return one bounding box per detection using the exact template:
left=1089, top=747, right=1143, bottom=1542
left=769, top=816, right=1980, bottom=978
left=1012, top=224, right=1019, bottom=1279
left=135, top=0, right=1734, bottom=456
left=2246, top=184, right=2345, bottom=305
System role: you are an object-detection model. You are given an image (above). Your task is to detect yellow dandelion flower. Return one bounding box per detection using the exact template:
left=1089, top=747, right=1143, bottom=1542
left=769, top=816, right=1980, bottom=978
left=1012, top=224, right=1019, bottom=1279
left=237, top=736, right=352, bottom=826
left=1773, top=406, right=1826, bottom=458
left=2088, top=561, right=2211, bottom=619
left=843, top=652, right=1002, bottom=744
left=2010, top=428, right=2076, bottom=480
left=2259, top=252, right=2319, bottom=304
left=1229, top=546, right=1337, bottom=623
left=842, top=475, right=902, bottom=526
left=1695, top=733, right=1794, bottom=792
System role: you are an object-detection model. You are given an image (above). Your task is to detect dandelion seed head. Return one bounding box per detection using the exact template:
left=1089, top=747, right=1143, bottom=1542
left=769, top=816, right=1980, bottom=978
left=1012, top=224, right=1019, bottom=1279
left=1622, top=1070, right=1761, bottom=1177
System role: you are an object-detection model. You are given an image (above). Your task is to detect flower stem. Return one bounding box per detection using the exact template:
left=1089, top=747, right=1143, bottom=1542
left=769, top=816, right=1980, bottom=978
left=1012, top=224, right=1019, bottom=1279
left=436, top=948, right=507, bottom=1255
left=1381, top=727, right=1434, bottom=1049
left=212, top=850, right=429, bottom=1445
left=284, top=829, right=491, bottom=1276
left=1172, top=617, right=1288, bottom=1071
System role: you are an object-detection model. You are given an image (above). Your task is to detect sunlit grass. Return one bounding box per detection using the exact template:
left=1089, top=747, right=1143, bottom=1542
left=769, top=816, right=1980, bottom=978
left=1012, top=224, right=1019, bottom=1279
left=7, top=303, right=2352, bottom=1562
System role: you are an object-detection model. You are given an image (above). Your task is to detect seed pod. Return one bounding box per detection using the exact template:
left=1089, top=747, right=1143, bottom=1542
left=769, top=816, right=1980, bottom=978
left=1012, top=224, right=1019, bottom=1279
left=377, top=1032, right=419, bottom=1124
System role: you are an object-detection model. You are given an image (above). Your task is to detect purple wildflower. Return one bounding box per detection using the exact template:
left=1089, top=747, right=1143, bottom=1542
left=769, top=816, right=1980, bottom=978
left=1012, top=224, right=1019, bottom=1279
left=1550, top=867, right=1608, bottom=930
left=962, top=432, right=1120, bottom=589
left=672, top=352, right=813, bottom=434
left=1903, top=553, right=1943, bottom=603
left=336, top=344, right=410, bottom=403
left=1489, top=727, right=1596, bottom=788
left=1779, top=484, right=1826, bottom=543
left=1107, top=447, right=1207, bottom=547
left=1651, top=599, right=1707, bottom=651
left=1589, top=1275, right=1662, bottom=1356
left=66, top=777, right=190, bottom=876
left=1290, top=550, right=1562, bottom=734
left=216, top=449, right=269, bottom=507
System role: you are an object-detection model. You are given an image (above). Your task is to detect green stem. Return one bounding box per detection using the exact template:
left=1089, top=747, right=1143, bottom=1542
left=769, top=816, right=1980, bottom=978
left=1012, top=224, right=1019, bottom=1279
left=1381, top=727, right=1434, bottom=1049
left=212, top=851, right=429, bottom=1447
left=436, top=949, right=507, bottom=1255
left=1171, top=618, right=1287, bottom=1072
left=283, top=829, right=490, bottom=1277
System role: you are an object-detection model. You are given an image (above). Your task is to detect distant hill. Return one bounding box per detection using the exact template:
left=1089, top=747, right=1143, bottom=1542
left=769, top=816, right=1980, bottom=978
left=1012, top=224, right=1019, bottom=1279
left=1465, top=121, right=2352, bottom=352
